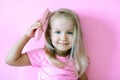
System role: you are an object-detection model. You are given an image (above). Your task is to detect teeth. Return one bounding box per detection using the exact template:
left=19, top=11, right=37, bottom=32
left=61, top=43, right=68, bottom=45
left=59, top=42, right=69, bottom=45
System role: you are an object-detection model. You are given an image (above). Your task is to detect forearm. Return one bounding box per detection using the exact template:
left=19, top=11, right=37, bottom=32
left=6, top=34, right=31, bottom=64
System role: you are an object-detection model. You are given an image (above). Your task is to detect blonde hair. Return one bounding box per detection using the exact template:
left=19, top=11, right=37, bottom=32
left=44, top=8, right=89, bottom=77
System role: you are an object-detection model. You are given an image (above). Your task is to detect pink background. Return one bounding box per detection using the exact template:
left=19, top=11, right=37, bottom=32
left=0, top=0, right=120, bottom=80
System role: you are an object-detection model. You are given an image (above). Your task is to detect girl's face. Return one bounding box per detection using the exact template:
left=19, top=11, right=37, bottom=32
left=50, top=17, right=74, bottom=55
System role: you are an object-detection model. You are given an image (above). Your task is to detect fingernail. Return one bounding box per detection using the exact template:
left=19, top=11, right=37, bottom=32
left=37, top=19, right=41, bottom=22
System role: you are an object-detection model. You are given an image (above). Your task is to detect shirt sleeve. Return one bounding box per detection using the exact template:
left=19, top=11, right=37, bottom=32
left=27, top=48, right=45, bottom=67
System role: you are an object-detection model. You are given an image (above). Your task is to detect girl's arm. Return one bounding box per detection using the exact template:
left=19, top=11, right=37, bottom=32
left=6, top=21, right=42, bottom=66
left=6, top=34, right=31, bottom=66
left=6, top=9, right=51, bottom=66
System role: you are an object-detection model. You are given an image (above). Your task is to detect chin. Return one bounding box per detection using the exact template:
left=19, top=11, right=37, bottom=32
left=58, top=48, right=71, bottom=52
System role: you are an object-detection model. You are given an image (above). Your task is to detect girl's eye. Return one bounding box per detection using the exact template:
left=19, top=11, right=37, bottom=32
left=55, top=31, right=61, bottom=34
left=67, top=32, right=73, bottom=35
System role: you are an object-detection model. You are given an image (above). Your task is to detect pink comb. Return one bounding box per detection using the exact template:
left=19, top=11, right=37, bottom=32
left=35, top=8, right=51, bottom=40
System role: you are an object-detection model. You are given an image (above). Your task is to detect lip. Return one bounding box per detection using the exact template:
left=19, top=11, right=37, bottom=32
left=59, top=43, right=69, bottom=45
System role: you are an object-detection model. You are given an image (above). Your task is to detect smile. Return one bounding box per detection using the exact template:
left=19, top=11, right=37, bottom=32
left=59, top=43, right=69, bottom=45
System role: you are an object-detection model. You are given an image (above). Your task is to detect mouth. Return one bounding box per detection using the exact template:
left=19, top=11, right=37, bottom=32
left=59, top=42, right=69, bottom=45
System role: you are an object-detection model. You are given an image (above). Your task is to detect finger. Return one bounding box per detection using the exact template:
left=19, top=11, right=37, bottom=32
left=35, top=29, right=42, bottom=40
left=33, top=21, right=42, bottom=28
left=37, top=19, right=41, bottom=22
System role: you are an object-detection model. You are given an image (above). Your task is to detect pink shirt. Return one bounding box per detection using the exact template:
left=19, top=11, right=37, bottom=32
left=27, top=48, right=78, bottom=80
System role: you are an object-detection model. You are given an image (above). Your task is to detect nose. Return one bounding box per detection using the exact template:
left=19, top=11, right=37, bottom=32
left=61, top=33, right=67, bottom=40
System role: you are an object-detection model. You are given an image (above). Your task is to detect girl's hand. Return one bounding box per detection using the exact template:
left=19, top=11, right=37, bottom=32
left=25, top=20, right=43, bottom=38
left=26, top=8, right=51, bottom=39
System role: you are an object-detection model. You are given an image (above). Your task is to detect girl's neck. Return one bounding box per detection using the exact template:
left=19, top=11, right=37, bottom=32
left=55, top=49, right=69, bottom=57
left=44, top=47, right=70, bottom=57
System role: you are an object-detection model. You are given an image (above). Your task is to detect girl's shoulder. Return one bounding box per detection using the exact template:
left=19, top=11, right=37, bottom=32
left=27, top=48, right=48, bottom=67
left=27, top=47, right=45, bottom=53
left=27, top=47, right=47, bottom=58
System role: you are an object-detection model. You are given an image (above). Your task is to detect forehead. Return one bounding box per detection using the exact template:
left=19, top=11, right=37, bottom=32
left=50, top=17, right=74, bottom=30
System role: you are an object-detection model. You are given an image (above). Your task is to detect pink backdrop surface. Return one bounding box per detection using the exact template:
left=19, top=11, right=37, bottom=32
left=0, top=0, right=120, bottom=80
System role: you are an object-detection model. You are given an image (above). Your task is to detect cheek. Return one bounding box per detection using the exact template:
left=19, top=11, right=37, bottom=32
left=68, top=36, right=74, bottom=42
left=50, top=32, right=59, bottom=40
left=50, top=35, right=58, bottom=43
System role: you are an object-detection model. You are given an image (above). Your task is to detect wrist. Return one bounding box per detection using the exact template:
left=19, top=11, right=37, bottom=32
left=24, top=34, right=32, bottom=39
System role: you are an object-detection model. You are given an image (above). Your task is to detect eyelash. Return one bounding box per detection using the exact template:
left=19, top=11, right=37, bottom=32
left=67, top=32, right=73, bottom=34
left=55, top=31, right=73, bottom=35
left=55, top=31, right=61, bottom=34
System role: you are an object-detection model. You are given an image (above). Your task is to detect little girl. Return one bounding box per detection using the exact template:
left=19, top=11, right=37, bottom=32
left=6, top=8, right=89, bottom=80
